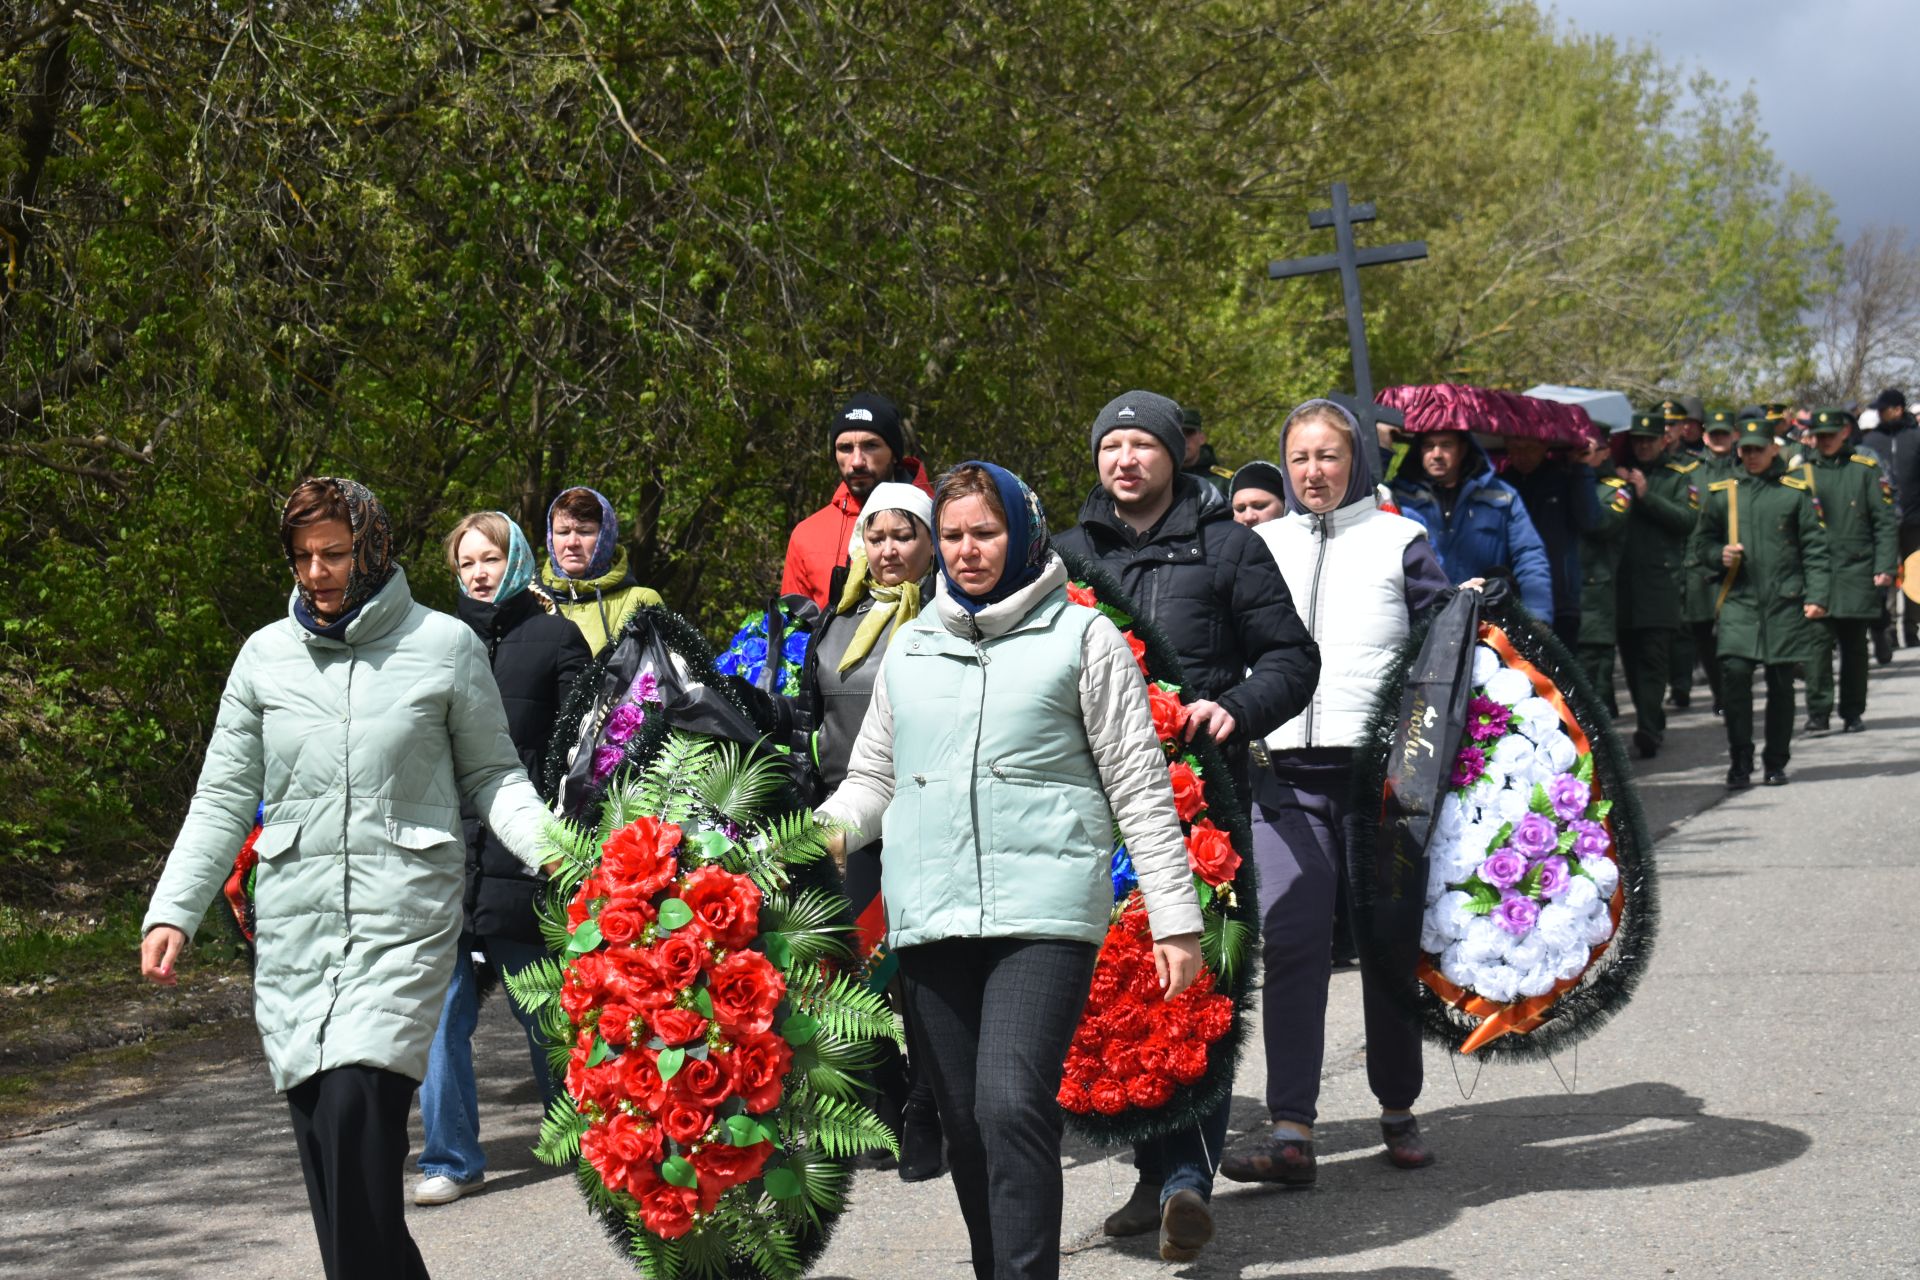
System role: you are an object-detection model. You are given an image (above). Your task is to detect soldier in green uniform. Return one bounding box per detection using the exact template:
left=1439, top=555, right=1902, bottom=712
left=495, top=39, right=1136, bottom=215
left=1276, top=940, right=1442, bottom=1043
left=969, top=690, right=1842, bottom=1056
left=1797, top=407, right=1898, bottom=733
left=1576, top=429, right=1634, bottom=716
left=1663, top=397, right=1710, bottom=707
left=1686, top=422, right=1830, bottom=787
left=1616, top=411, right=1702, bottom=758
left=1180, top=406, right=1235, bottom=498
left=1677, top=409, right=1743, bottom=713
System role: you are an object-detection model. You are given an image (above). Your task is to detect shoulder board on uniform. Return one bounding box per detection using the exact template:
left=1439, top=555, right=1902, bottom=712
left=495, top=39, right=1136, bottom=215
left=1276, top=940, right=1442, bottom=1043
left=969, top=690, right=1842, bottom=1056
left=1210, top=465, right=1234, bottom=479
left=1781, top=474, right=1811, bottom=491
left=1851, top=453, right=1880, bottom=467
left=1601, top=475, right=1629, bottom=488
left=1708, top=477, right=1737, bottom=492
left=1666, top=458, right=1701, bottom=474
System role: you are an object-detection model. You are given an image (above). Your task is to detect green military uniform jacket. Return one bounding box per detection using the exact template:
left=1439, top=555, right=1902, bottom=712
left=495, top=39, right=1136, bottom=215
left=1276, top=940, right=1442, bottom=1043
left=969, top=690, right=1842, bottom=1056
left=1680, top=451, right=1739, bottom=624
left=1577, top=465, right=1634, bottom=647
left=1184, top=443, right=1233, bottom=498
left=1686, top=460, right=1830, bottom=665
left=1795, top=445, right=1897, bottom=619
left=1617, top=451, right=1701, bottom=631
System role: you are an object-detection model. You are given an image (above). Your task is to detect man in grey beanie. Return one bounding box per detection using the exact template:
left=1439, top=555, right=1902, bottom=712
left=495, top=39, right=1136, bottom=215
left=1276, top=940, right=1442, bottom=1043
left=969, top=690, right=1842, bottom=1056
left=1055, top=389, right=1320, bottom=1262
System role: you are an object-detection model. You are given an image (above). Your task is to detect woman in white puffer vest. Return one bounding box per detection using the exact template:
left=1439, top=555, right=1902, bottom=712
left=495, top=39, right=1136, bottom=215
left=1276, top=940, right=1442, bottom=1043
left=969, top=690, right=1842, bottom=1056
left=1218, top=398, right=1455, bottom=1189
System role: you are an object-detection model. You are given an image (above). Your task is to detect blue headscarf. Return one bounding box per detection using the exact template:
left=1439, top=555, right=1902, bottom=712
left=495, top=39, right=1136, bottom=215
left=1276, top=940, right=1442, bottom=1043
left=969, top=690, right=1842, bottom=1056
left=544, top=487, right=619, bottom=580
left=937, top=461, right=1051, bottom=614
left=457, top=512, right=537, bottom=603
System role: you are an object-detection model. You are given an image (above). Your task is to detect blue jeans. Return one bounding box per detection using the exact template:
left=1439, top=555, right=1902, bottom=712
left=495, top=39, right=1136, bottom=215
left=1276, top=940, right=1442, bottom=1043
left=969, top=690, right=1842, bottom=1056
left=1134, top=1094, right=1232, bottom=1204
left=417, top=935, right=557, bottom=1182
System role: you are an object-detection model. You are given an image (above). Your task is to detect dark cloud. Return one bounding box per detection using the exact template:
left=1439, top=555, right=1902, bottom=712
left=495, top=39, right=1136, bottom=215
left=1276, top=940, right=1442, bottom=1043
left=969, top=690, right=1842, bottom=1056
left=1558, top=0, right=1918, bottom=238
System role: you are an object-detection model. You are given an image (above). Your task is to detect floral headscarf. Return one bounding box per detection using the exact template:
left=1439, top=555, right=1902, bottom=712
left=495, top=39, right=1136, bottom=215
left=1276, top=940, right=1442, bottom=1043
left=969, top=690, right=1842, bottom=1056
left=545, top=486, right=619, bottom=581
left=937, top=460, right=1051, bottom=615
left=281, top=476, right=395, bottom=619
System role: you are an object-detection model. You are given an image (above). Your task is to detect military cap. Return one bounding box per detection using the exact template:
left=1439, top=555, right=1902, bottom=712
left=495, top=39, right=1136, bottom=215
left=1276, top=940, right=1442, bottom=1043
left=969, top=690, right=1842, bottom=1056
left=1627, top=412, right=1666, bottom=438
left=1662, top=395, right=1705, bottom=423
left=1704, top=408, right=1739, bottom=434
left=1736, top=421, right=1776, bottom=449
left=1762, top=403, right=1790, bottom=422
left=1809, top=406, right=1857, bottom=434
left=1180, top=406, right=1204, bottom=431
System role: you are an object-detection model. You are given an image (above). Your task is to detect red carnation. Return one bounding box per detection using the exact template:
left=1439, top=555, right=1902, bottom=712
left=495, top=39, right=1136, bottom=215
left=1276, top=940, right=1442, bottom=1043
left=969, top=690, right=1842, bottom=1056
left=1127, top=1073, right=1174, bottom=1108
left=650, top=933, right=707, bottom=990
left=1089, top=1079, right=1129, bottom=1115
left=1168, top=1040, right=1208, bottom=1084
left=649, top=1007, right=710, bottom=1047
left=1058, top=1079, right=1092, bottom=1112
left=633, top=1170, right=699, bottom=1240
left=679, top=865, right=763, bottom=950
left=690, top=1139, right=774, bottom=1212
left=671, top=1055, right=734, bottom=1111
left=660, top=1100, right=715, bottom=1146
left=1186, top=820, right=1240, bottom=888
left=1066, top=582, right=1099, bottom=608
left=600, top=816, right=683, bottom=898
left=1147, top=685, right=1188, bottom=745
left=1167, top=761, right=1206, bottom=823
left=1194, top=993, right=1233, bottom=1041
left=724, top=1029, right=794, bottom=1114
left=708, top=950, right=786, bottom=1038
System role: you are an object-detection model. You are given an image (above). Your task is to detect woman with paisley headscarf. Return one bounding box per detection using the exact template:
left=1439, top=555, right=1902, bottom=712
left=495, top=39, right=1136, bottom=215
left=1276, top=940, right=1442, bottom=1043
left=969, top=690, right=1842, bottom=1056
left=139, top=479, right=555, bottom=1280
left=820, top=462, right=1204, bottom=1280
left=537, top=485, right=664, bottom=654
left=412, top=512, right=591, bottom=1207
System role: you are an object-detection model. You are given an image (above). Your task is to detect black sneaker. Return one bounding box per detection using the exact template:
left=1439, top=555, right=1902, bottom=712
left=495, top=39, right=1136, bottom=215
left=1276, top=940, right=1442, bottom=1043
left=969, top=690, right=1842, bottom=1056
left=1103, top=1179, right=1162, bottom=1238
left=1843, top=716, right=1866, bottom=733
left=1632, top=729, right=1658, bottom=760
left=1805, top=715, right=1830, bottom=735
left=1763, top=769, right=1790, bottom=786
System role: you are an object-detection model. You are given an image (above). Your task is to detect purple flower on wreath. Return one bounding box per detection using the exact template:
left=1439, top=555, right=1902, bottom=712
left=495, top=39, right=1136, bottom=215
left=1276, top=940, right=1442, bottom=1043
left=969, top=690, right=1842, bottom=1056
left=1509, top=812, right=1558, bottom=860
left=589, top=743, right=627, bottom=786
left=1479, top=849, right=1528, bottom=890
left=721, top=820, right=743, bottom=842
left=1547, top=774, right=1591, bottom=823
left=1467, top=695, right=1512, bottom=742
left=1450, top=745, right=1488, bottom=790
left=629, top=668, right=662, bottom=705
left=1493, top=892, right=1541, bottom=936
left=1535, top=855, right=1572, bottom=897
left=1568, top=818, right=1609, bottom=860
left=604, top=701, right=647, bottom=745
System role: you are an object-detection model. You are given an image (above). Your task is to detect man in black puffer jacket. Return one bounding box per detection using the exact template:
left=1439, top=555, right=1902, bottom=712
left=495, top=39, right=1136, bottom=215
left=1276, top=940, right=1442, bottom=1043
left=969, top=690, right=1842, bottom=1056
left=1054, top=389, right=1319, bottom=1263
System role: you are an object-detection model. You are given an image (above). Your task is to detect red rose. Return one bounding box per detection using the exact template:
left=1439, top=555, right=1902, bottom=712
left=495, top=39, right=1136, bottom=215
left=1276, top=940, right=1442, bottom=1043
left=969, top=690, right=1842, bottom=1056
left=634, top=1171, right=699, bottom=1239
left=598, top=1000, right=641, bottom=1047
left=1124, top=629, right=1149, bottom=676
left=1186, top=820, right=1240, bottom=887
left=568, top=874, right=609, bottom=926
left=1057, top=1079, right=1092, bottom=1112
left=607, top=948, right=675, bottom=1011
left=598, top=902, right=652, bottom=946
left=650, top=933, right=707, bottom=990
left=723, top=1029, right=794, bottom=1114
left=1147, top=684, right=1188, bottom=745
left=649, top=1007, right=710, bottom=1047
left=1126, top=1072, right=1174, bottom=1108
left=660, top=1100, right=714, bottom=1146
left=1167, top=760, right=1206, bottom=823
left=679, top=865, right=763, bottom=950
left=671, top=1055, right=734, bottom=1110
left=581, top=1112, right=665, bottom=1198
left=708, top=950, right=786, bottom=1038
left=690, top=1139, right=774, bottom=1212
left=1066, top=582, right=1099, bottom=608
left=600, top=816, right=683, bottom=898
left=1089, top=1079, right=1129, bottom=1115
left=1168, top=1041, right=1208, bottom=1084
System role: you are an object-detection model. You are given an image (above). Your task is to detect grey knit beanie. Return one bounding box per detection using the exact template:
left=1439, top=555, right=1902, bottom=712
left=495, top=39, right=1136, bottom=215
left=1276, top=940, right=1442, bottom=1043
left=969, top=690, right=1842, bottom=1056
left=1089, top=390, right=1185, bottom=465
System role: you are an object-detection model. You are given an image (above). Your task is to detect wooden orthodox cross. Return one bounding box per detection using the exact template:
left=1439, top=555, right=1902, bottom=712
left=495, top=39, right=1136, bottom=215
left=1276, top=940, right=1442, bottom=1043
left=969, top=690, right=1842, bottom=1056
left=1268, top=181, right=1427, bottom=429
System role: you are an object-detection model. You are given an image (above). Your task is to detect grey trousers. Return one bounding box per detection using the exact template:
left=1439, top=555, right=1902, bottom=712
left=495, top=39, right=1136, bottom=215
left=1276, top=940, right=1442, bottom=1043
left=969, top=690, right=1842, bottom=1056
left=1254, top=752, right=1423, bottom=1125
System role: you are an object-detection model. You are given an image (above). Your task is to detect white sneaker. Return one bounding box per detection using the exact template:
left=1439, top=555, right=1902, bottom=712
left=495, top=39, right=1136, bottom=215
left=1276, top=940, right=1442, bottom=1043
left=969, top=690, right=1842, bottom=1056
left=414, top=1173, right=483, bottom=1205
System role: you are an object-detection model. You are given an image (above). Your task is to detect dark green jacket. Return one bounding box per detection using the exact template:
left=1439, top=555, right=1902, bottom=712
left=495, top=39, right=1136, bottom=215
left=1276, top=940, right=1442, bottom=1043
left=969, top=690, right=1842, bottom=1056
left=1686, top=460, right=1830, bottom=664
left=1617, top=452, right=1702, bottom=631
left=1680, top=450, right=1740, bottom=623
left=1184, top=442, right=1233, bottom=498
left=1794, top=445, right=1898, bottom=619
left=1577, top=466, right=1633, bottom=647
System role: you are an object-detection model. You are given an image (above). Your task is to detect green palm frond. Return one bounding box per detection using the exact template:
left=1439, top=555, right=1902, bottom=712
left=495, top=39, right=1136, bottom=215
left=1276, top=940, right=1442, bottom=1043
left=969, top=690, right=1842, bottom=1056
left=796, top=1095, right=898, bottom=1160
left=760, top=887, right=854, bottom=967
left=626, top=1222, right=682, bottom=1279
left=675, top=1228, right=730, bottom=1280
left=692, top=738, right=787, bottom=823
left=1203, top=913, right=1252, bottom=982
left=791, top=1028, right=884, bottom=1100
left=502, top=956, right=565, bottom=1018
left=793, top=971, right=904, bottom=1048
left=546, top=1037, right=572, bottom=1079
left=732, top=1204, right=804, bottom=1279
left=534, top=1093, right=588, bottom=1165
left=640, top=733, right=717, bottom=820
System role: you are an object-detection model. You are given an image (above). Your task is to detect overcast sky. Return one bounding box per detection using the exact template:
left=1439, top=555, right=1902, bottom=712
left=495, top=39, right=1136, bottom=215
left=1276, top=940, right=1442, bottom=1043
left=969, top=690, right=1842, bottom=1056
left=1556, top=0, right=1917, bottom=240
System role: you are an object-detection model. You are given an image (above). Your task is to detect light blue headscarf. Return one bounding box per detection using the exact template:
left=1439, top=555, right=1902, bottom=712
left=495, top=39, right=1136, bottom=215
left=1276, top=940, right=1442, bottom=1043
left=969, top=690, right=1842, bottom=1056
left=457, top=511, right=537, bottom=603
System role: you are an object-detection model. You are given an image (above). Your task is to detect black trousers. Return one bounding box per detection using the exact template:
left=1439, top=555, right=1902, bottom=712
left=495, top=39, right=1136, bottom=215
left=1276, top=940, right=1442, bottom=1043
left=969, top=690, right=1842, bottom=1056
left=286, top=1065, right=430, bottom=1280
left=1720, top=657, right=1797, bottom=772
left=1689, top=620, right=1722, bottom=706
left=1617, top=625, right=1673, bottom=746
left=899, top=937, right=1098, bottom=1280
left=1577, top=642, right=1619, bottom=715
left=1806, top=617, right=1871, bottom=720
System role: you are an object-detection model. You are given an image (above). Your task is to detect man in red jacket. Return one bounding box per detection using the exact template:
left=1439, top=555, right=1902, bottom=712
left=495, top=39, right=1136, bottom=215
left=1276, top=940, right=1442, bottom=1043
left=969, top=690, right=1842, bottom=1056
left=780, top=392, right=934, bottom=607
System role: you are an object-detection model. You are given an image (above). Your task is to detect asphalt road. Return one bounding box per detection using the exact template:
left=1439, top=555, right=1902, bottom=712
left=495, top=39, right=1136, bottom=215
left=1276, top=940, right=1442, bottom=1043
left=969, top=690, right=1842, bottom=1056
left=5, top=655, right=1918, bottom=1279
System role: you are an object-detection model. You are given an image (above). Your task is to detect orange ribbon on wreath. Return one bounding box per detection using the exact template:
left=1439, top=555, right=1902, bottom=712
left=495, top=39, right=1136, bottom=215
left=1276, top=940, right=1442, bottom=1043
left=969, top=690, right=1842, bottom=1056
left=1412, top=622, right=1627, bottom=1054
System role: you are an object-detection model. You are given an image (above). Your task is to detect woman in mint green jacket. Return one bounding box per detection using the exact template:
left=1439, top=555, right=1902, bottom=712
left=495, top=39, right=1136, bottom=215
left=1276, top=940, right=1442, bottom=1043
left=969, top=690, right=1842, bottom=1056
left=820, top=462, right=1202, bottom=1280
left=139, top=478, right=551, bottom=1280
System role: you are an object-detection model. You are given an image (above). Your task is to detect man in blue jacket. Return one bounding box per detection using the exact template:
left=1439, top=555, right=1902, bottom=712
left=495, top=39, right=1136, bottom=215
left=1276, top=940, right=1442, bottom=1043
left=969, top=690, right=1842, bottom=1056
left=1389, top=430, right=1556, bottom=624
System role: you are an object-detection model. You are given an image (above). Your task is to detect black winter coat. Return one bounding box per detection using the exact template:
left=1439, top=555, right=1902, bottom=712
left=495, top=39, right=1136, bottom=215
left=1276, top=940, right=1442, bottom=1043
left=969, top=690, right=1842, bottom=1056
left=457, top=590, right=592, bottom=942
left=1053, top=475, right=1320, bottom=749
left=1859, top=417, right=1920, bottom=528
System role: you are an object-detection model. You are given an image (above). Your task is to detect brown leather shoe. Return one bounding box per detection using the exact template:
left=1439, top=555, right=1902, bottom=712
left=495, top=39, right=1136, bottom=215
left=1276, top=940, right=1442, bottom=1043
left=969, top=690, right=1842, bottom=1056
left=1381, top=1115, right=1435, bottom=1169
left=1102, top=1179, right=1161, bottom=1237
left=1159, top=1189, right=1214, bottom=1263
left=1219, top=1128, right=1317, bottom=1186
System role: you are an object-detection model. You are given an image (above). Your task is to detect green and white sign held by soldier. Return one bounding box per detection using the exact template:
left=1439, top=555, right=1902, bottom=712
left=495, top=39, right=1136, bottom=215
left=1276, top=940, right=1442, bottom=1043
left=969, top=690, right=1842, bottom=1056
left=1686, top=420, right=1831, bottom=789
left=1616, top=411, right=1701, bottom=759
left=1798, top=407, right=1898, bottom=734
